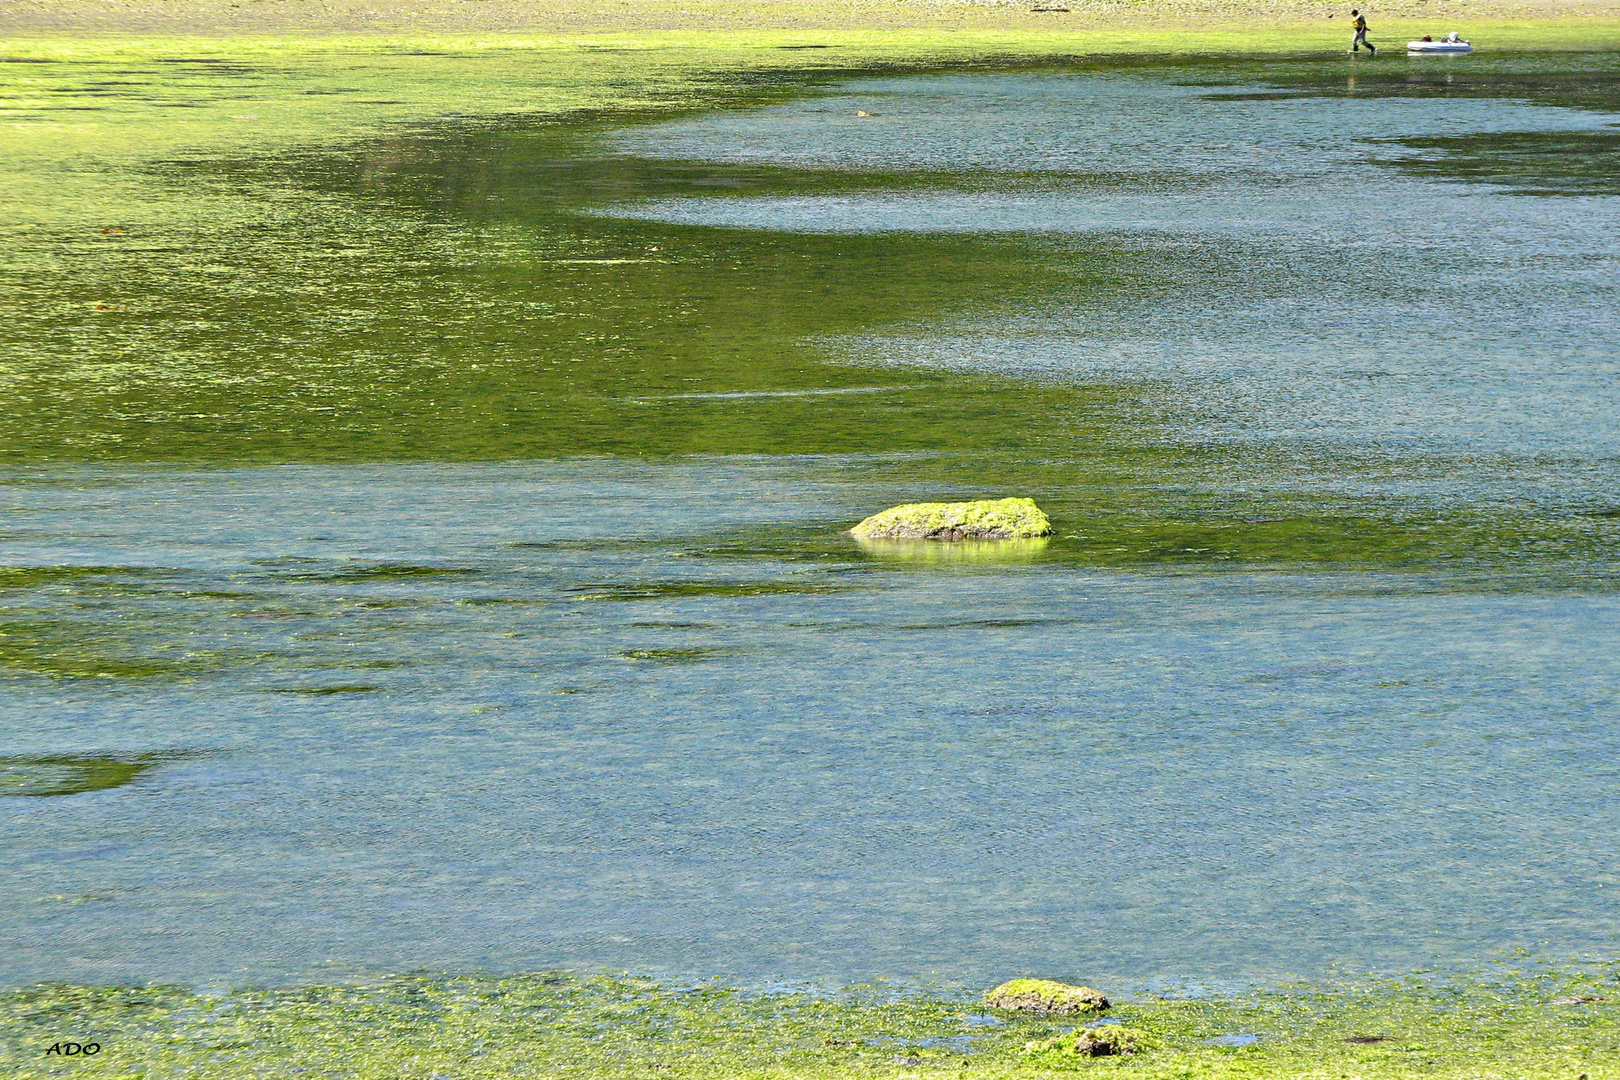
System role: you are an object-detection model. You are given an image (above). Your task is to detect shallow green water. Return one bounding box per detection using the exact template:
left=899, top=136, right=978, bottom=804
left=3, top=52, right=1620, bottom=992
left=6, top=53, right=1619, bottom=569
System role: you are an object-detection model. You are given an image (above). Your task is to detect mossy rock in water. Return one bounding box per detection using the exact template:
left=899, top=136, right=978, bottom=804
left=1025, top=1024, right=1146, bottom=1057
left=850, top=498, right=1052, bottom=541
left=985, top=978, right=1109, bottom=1015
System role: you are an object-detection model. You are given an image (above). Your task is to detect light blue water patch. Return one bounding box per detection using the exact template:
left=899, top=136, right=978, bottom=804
left=1205, top=1032, right=1262, bottom=1047
left=603, top=72, right=1620, bottom=486
left=3, top=461, right=1620, bottom=988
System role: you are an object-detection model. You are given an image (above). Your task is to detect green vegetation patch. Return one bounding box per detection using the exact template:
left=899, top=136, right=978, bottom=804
left=284, top=564, right=482, bottom=583
left=0, top=566, right=146, bottom=591
left=0, top=569, right=294, bottom=677
left=5, top=963, right=1620, bottom=1078
left=0, top=755, right=157, bottom=796
left=1026, top=1023, right=1150, bottom=1057
left=0, top=617, right=199, bottom=678
left=1391, top=129, right=1620, bottom=196
left=572, top=579, right=853, bottom=600
left=616, top=646, right=732, bottom=663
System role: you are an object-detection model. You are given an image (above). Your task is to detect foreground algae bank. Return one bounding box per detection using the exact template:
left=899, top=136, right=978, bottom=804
left=6, top=1, right=1620, bottom=1077
left=6, top=965, right=1620, bottom=1077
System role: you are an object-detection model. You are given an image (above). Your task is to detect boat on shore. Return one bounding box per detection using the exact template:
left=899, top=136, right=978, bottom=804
left=1408, top=32, right=1473, bottom=53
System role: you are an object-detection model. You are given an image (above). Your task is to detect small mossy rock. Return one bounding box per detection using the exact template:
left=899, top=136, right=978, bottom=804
left=850, top=498, right=1052, bottom=542
left=1071, top=1026, right=1140, bottom=1057
left=1025, top=1025, right=1145, bottom=1057
left=984, top=978, right=1109, bottom=1015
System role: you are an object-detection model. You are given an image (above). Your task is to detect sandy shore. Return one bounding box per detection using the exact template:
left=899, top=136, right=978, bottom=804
left=4, top=0, right=1619, bottom=37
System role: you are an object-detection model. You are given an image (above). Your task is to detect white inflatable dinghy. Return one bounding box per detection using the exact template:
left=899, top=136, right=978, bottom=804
left=1408, top=32, right=1473, bottom=53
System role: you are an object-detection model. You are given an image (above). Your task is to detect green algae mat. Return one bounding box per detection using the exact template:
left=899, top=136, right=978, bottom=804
left=3, top=31, right=1620, bottom=573
left=6, top=965, right=1620, bottom=1077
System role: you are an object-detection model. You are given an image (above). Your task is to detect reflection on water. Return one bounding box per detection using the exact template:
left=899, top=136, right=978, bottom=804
left=3, top=461, right=1619, bottom=988
left=854, top=536, right=1052, bottom=564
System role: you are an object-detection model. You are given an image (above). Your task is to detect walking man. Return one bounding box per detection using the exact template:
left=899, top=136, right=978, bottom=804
left=1350, top=9, right=1377, bottom=54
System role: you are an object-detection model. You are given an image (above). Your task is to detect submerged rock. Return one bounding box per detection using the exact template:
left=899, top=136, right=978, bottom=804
left=984, top=978, right=1109, bottom=1015
left=849, top=498, right=1052, bottom=541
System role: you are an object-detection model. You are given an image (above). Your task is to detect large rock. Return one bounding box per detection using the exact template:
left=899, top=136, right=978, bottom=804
left=984, top=978, right=1109, bottom=1015
left=850, top=498, right=1052, bottom=542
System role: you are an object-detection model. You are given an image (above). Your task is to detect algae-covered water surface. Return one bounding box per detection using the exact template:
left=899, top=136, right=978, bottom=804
left=4, top=35, right=1620, bottom=1074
